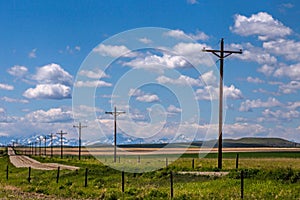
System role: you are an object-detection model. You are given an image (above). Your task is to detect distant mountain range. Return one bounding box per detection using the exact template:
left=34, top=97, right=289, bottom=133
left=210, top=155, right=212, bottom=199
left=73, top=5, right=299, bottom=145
left=1, top=135, right=299, bottom=148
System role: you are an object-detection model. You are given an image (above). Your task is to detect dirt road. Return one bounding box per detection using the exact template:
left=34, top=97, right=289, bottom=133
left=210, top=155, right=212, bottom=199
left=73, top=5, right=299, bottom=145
left=8, top=147, right=79, bottom=171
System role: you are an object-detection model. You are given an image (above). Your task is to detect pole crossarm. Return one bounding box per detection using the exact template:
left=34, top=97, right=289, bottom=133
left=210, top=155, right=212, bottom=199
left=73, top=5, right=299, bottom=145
left=202, top=38, right=242, bottom=169
left=105, top=106, right=126, bottom=162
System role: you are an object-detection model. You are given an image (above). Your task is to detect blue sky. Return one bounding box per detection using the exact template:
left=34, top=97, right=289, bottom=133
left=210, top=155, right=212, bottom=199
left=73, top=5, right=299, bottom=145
left=0, top=0, right=300, bottom=144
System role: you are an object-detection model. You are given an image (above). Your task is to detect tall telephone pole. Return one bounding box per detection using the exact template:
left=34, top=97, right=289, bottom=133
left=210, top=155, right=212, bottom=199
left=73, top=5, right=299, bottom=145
left=105, top=106, right=125, bottom=162
left=203, top=38, right=242, bottom=169
left=73, top=122, right=87, bottom=160
left=49, top=133, right=54, bottom=158
left=56, top=130, right=67, bottom=159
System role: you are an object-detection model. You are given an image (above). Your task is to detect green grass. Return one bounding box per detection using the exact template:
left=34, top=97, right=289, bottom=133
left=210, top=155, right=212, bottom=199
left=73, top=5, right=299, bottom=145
left=0, top=150, right=300, bottom=199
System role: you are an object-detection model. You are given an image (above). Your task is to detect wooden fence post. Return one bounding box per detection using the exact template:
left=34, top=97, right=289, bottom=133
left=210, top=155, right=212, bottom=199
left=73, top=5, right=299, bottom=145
left=192, top=159, right=195, bottom=169
left=236, top=153, right=239, bottom=169
left=56, top=167, right=60, bottom=183
left=241, top=170, right=244, bottom=199
left=6, top=165, right=8, bottom=180
left=122, top=171, right=125, bottom=193
left=28, top=167, right=31, bottom=183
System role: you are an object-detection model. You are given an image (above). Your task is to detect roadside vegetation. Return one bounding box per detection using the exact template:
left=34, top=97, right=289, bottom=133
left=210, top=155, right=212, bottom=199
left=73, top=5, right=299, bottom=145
left=1, top=148, right=300, bottom=199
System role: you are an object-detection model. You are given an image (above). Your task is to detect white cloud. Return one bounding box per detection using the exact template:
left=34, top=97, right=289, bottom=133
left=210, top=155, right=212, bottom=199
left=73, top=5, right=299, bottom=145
left=262, top=109, right=299, bottom=122
left=33, top=63, right=73, bottom=86
left=1, top=96, right=29, bottom=104
left=246, top=76, right=264, bottom=83
left=164, top=29, right=209, bottom=41
left=263, top=39, right=300, bottom=61
left=25, top=108, right=73, bottom=123
left=78, top=69, right=109, bottom=79
left=0, top=107, right=5, bottom=113
left=128, top=88, right=144, bottom=97
left=156, top=74, right=202, bottom=86
left=173, top=42, right=214, bottom=66
left=128, top=88, right=159, bottom=103
left=123, top=53, right=188, bottom=70
left=167, top=105, right=182, bottom=113
left=224, top=123, right=266, bottom=137
left=138, top=37, right=152, bottom=44
left=28, top=48, right=37, bottom=58
left=23, top=84, right=71, bottom=99
left=239, top=97, right=282, bottom=112
left=93, top=44, right=134, bottom=58
left=74, top=80, right=112, bottom=88
left=274, top=63, right=300, bottom=80
left=7, top=65, right=28, bottom=78
left=0, top=83, right=14, bottom=90
left=230, top=43, right=277, bottom=64
left=257, top=64, right=275, bottom=76
left=287, top=101, right=300, bottom=110
left=201, top=70, right=217, bottom=86
left=230, top=12, right=292, bottom=40
left=196, top=85, right=243, bottom=100
left=278, top=81, right=300, bottom=94
left=136, top=94, right=159, bottom=103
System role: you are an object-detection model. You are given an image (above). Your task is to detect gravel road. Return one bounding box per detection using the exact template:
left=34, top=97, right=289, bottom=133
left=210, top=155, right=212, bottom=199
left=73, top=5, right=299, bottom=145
left=8, top=147, right=79, bottom=171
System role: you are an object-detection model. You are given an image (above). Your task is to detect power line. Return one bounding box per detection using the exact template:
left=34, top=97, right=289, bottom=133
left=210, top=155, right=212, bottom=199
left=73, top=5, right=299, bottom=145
left=105, top=106, right=125, bottom=163
left=203, top=38, right=242, bottom=169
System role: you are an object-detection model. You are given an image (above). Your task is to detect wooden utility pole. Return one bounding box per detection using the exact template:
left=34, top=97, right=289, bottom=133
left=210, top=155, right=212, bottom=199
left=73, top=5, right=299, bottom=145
left=56, top=130, right=67, bottom=159
left=49, top=133, right=54, bottom=158
left=105, top=106, right=125, bottom=162
left=203, top=38, right=242, bottom=169
left=73, top=122, right=87, bottom=160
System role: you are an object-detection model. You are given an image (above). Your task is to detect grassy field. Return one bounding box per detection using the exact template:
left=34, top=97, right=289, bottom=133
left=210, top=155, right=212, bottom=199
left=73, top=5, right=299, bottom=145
left=1, top=148, right=300, bottom=199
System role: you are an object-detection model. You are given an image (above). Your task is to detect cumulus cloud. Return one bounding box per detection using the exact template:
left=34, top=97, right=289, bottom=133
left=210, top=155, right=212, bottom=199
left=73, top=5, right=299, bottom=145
left=156, top=74, right=202, bottom=86
left=93, top=44, right=135, bottom=58
left=7, top=65, right=28, bottom=78
left=74, top=80, right=112, bottom=88
left=274, top=63, right=300, bottom=80
left=78, top=69, right=109, bottom=79
left=196, top=85, right=243, bottom=100
left=136, top=94, right=159, bottom=103
left=123, top=53, right=188, bottom=70
left=25, top=108, right=73, bottom=123
left=263, top=39, right=300, bottom=61
left=138, top=37, right=152, bottom=44
left=0, top=83, right=14, bottom=90
left=246, top=76, right=264, bottom=84
left=278, top=81, right=300, bottom=94
left=262, top=109, right=299, bottom=122
left=33, top=63, right=73, bottom=86
left=173, top=42, right=214, bottom=66
left=167, top=105, right=182, bottom=113
left=164, top=29, right=209, bottom=41
left=230, top=43, right=277, bottom=64
left=23, top=84, right=71, bottom=99
left=128, top=88, right=159, bottom=103
left=257, top=64, right=275, bottom=76
left=239, top=97, right=282, bottom=112
left=287, top=101, right=300, bottom=110
left=230, top=12, right=292, bottom=40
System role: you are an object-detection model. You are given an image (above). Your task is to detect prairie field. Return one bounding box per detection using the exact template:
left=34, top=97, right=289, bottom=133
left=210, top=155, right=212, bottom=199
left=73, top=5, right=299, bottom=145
left=1, top=147, right=300, bottom=199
